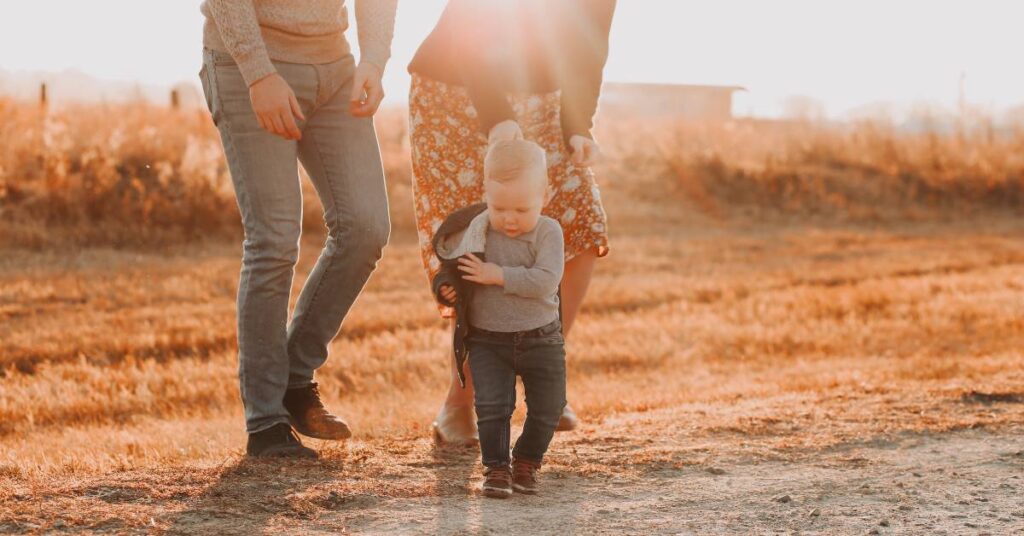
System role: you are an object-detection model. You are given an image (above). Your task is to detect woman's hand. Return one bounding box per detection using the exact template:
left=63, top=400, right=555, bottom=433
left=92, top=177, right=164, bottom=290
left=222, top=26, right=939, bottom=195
left=458, top=253, right=504, bottom=286
left=569, top=135, right=601, bottom=167
left=249, top=73, right=306, bottom=140
left=488, top=119, right=523, bottom=144
left=440, top=284, right=458, bottom=303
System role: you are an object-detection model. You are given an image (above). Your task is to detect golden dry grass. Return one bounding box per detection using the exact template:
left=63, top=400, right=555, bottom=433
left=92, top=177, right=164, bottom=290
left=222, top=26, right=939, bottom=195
left=3, top=97, right=1022, bottom=247
left=0, top=98, right=1023, bottom=533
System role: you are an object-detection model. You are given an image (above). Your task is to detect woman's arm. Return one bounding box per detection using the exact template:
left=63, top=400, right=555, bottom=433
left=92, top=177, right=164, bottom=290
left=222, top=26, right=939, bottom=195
left=450, top=0, right=518, bottom=136
left=558, top=0, right=617, bottom=147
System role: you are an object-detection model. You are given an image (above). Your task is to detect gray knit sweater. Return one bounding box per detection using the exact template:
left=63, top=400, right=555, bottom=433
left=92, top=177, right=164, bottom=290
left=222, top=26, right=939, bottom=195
left=201, top=0, right=397, bottom=86
left=468, top=216, right=565, bottom=333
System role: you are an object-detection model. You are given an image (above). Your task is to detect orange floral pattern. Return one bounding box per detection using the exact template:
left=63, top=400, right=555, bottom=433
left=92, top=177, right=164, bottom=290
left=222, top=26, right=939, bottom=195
left=409, top=74, right=610, bottom=317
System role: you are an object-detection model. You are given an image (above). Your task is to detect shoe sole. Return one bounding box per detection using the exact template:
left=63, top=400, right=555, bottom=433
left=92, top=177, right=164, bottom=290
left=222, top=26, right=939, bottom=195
left=432, top=423, right=480, bottom=447
left=289, top=417, right=352, bottom=441
left=555, top=414, right=579, bottom=432
left=248, top=447, right=319, bottom=460
left=554, top=420, right=578, bottom=432
left=482, top=486, right=513, bottom=498
left=512, top=483, right=538, bottom=494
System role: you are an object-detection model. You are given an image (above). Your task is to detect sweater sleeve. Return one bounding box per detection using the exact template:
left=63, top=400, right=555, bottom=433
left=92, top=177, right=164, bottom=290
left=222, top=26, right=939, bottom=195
left=355, top=0, right=398, bottom=70
left=452, top=0, right=516, bottom=135
left=502, top=220, right=565, bottom=299
left=558, top=0, right=616, bottom=146
left=463, top=71, right=517, bottom=135
left=204, top=0, right=277, bottom=87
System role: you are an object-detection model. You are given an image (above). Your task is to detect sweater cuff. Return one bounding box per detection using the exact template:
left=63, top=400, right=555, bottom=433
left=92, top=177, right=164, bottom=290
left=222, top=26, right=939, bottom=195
left=237, top=51, right=277, bottom=88
left=502, top=266, right=528, bottom=296
left=359, top=46, right=391, bottom=71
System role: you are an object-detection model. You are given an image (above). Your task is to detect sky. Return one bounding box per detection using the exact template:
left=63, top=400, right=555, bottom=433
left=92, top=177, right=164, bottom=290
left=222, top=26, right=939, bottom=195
left=1, top=0, right=1022, bottom=118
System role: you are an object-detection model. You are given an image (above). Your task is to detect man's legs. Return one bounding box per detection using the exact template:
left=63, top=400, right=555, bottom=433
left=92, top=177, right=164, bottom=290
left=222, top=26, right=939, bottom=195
left=287, top=56, right=391, bottom=387
left=200, top=52, right=320, bottom=434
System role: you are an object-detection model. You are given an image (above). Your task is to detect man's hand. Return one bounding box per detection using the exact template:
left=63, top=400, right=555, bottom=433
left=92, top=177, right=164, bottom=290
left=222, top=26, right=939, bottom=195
left=350, top=62, right=385, bottom=117
left=458, top=253, right=504, bottom=286
left=249, top=73, right=305, bottom=140
left=569, top=135, right=601, bottom=167
left=440, top=284, right=458, bottom=304
left=488, top=119, right=523, bottom=144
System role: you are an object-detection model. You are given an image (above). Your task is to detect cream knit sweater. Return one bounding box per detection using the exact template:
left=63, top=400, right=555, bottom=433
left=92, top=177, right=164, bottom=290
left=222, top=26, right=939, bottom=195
left=202, top=0, right=397, bottom=86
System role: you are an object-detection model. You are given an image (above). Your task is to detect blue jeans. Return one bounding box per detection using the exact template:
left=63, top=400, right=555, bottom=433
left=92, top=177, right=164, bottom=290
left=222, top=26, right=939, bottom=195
left=467, top=320, right=567, bottom=467
left=199, top=48, right=390, bottom=433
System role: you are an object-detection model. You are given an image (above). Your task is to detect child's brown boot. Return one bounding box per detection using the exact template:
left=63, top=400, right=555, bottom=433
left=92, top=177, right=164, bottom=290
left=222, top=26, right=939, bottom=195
left=482, top=465, right=513, bottom=498
left=512, top=457, right=541, bottom=494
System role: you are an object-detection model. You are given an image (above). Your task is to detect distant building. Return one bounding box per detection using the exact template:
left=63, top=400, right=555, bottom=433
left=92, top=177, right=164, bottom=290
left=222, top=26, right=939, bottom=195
left=599, top=82, right=746, bottom=122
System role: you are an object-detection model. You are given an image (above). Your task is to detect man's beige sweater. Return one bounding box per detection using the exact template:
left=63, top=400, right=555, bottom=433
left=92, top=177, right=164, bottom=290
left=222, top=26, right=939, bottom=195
left=201, top=0, right=397, bottom=86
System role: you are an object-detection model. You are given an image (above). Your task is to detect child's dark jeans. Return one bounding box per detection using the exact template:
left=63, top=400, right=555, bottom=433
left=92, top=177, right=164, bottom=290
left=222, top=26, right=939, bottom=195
left=467, top=319, right=567, bottom=467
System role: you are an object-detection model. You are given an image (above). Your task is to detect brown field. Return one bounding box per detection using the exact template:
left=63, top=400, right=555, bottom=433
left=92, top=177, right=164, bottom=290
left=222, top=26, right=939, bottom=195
left=1, top=98, right=1023, bottom=534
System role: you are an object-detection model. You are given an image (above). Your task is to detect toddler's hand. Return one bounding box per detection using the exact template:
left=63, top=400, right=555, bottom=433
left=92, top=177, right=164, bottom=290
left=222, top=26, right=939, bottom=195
left=458, top=253, right=504, bottom=286
left=440, top=284, right=457, bottom=303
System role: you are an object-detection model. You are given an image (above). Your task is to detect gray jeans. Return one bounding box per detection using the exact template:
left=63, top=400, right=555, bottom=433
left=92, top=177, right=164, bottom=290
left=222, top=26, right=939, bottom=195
left=199, top=48, right=390, bottom=433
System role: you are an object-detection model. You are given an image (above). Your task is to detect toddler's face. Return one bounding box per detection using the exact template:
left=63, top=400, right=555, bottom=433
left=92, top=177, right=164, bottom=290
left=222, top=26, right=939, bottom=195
left=485, top=174, right=545, bottom=238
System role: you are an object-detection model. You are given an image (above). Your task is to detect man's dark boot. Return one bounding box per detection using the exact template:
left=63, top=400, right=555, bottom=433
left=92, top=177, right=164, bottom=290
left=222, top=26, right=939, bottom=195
left=246, top=423, right=318, bottom=459
left=283, top=382, right=352, bottom=440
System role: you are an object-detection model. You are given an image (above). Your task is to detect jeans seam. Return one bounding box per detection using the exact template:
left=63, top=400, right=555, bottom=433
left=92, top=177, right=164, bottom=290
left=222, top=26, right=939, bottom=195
left=199, top=54, right=219, bottom=126
left=503, top=361, right=515, bottom=464
left=211, top=59, right=268, bottom=431
left=313, top=63, right=325, bottom=109
left=285, top=130, right=341, bottom=364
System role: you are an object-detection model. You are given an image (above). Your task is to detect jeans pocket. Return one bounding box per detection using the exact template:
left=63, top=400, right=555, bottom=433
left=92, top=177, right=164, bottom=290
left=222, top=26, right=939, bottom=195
left=527, top=332, right=565, bottom=348
left=198, top=63, right=220, bottom=126
left=208, top=48, right=237, bottom=67
left=205, top=60, right=256, bottom=127
left=540, top=320, right=562, bottom=336
left=534, top=320, right=564, bottom=345
left=542, top=334, right=565, bottom=346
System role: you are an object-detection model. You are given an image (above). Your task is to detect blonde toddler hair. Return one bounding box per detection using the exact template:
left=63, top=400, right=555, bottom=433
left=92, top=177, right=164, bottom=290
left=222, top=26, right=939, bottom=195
left=484, top=140, right=548, bottom=193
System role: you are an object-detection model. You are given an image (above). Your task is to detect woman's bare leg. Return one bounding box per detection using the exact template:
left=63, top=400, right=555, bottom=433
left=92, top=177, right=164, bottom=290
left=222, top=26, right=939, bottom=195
left=560, top=248, right=599, bottom=337
left=442, top=317, right=474, bottom=408
left=433, top=317, right=478, bottom=445
left=553, top=248, right=598, bottom=430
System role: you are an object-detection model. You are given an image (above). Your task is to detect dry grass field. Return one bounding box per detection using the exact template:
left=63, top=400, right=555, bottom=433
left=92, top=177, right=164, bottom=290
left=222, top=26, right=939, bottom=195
left=1, top=98, right=1023, bottom=534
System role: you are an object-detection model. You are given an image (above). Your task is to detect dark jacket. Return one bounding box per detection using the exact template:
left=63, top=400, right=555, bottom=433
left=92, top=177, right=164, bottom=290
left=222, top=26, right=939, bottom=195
left=408, top=0, right=617, bottom=146
left=431, top=203, right=490, bottom=388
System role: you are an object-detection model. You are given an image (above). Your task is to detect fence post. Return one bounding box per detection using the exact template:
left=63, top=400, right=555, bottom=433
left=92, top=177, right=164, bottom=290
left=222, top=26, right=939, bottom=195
left=40, top=82, right=48, bottom=108
left=170, top=89, right=180, bottom=109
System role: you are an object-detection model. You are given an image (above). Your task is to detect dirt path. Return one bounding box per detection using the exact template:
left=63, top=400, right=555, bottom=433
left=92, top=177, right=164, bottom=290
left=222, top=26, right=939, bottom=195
left=3, top=398, right=1023, bottom=535
left=329, top=431, right=1024, bottom=535
left=158, top=408, right=1024, bottom=536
